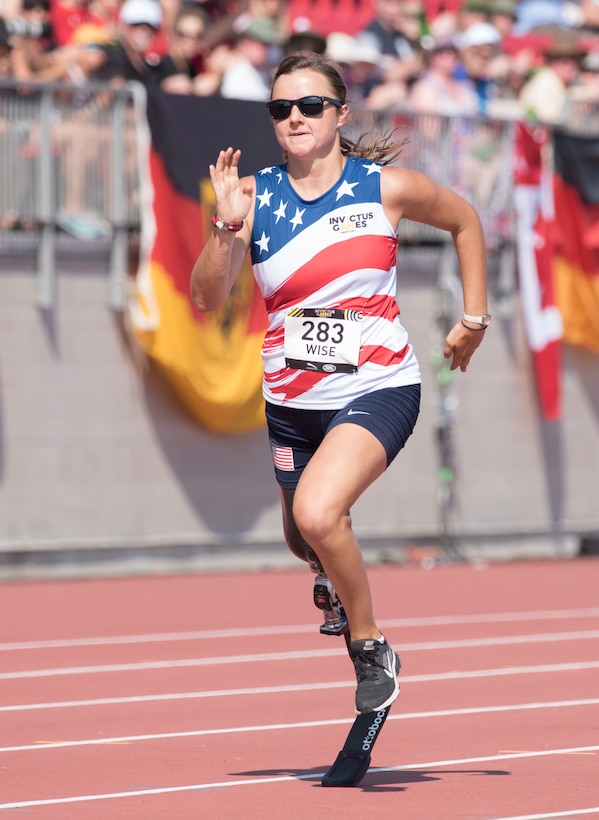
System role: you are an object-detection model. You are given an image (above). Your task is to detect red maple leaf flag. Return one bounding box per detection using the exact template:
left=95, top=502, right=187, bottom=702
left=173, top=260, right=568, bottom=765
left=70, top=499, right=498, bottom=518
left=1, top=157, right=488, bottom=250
left=513, top=121, right=563, bottom=421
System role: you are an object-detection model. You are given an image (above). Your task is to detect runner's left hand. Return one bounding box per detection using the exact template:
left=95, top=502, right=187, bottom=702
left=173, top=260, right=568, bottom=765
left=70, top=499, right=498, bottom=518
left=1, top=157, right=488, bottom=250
left=443, top=322, right=486, bottom=372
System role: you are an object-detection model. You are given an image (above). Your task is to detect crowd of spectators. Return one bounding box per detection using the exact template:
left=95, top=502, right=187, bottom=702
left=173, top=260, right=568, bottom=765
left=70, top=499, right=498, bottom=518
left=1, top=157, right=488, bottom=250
left=1, top=0, right=599, bottom=122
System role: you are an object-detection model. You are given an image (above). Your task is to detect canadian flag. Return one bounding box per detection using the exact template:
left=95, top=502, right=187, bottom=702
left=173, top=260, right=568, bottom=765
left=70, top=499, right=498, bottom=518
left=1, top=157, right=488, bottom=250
left=513, top=122, right=562, bottom=421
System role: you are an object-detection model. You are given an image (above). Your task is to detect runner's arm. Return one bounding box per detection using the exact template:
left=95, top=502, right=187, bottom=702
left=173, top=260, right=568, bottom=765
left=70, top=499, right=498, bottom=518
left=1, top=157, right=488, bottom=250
left=381, top=166, right=488, bottom=372
left=190, top=148, right=255, bottom=312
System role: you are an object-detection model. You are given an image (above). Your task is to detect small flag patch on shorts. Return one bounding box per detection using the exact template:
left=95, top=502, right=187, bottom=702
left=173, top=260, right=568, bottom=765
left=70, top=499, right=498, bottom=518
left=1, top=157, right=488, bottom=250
left=272, top=445, right=295, bottom=471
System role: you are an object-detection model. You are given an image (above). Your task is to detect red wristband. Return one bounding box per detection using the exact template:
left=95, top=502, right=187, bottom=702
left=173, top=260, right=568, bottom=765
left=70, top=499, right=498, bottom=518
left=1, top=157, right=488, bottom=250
left=211, top=214, right=244, bottom=232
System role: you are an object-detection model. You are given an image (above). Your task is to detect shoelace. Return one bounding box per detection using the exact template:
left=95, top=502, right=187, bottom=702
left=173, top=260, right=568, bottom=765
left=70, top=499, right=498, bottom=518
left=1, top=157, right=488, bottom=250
left=353, top=648, right=389, bottom=682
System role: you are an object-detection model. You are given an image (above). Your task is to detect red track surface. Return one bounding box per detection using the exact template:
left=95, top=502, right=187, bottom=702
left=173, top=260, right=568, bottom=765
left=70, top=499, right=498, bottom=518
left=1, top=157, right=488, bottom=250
left=1, top=557, right=599, bottom=819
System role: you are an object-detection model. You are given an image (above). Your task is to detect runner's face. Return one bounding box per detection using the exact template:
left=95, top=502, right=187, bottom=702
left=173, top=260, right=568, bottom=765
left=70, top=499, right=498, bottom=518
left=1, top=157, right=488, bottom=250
left=270, top=69, right=347, bottom=158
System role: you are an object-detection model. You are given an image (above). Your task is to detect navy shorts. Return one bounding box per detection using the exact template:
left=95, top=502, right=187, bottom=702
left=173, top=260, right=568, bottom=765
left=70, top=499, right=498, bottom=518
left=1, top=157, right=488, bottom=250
left=265, top=384, right=421, bottom=489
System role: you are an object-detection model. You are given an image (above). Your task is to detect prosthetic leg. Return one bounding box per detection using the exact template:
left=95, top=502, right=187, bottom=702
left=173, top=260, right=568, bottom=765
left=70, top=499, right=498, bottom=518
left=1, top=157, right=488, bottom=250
left=280, top=487, right=349, bottom=636
left=279, top=487, right=390, bottom=786
left=312, top=567, right=349, bottom=636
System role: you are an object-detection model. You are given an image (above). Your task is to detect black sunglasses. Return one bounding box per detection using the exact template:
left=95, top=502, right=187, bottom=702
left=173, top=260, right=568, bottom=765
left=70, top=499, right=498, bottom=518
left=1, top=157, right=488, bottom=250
left=266, top=95, right=343, bottom=120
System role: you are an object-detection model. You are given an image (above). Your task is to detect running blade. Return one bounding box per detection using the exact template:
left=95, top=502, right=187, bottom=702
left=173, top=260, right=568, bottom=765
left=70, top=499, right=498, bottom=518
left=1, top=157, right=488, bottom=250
left=321, top=705, right=391, bottom=787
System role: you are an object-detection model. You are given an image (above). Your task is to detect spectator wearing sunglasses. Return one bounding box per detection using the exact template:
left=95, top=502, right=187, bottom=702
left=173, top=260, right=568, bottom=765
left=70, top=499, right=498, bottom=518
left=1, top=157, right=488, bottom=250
left=160, top=5, right=220, bottom=95
left=191, top=52, right=488, bottom=717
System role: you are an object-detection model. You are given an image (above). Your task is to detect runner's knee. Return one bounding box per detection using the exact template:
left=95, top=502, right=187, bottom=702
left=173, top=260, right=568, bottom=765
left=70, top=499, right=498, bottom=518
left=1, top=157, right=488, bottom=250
left=293, top=492, right=348, bottom=553
left=280, top=487, right=322, bottom=569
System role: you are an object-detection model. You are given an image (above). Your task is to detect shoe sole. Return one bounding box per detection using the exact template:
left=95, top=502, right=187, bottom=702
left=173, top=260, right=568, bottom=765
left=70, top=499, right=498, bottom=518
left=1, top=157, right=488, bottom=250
left=355, top=679, right=399, bottom=715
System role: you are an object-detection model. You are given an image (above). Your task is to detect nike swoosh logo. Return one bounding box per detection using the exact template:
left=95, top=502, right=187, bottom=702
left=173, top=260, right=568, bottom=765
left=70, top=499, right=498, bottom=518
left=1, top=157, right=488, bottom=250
left=347, top=409, right=370, bottom=416
left=383, top=649, right=395, bottom=678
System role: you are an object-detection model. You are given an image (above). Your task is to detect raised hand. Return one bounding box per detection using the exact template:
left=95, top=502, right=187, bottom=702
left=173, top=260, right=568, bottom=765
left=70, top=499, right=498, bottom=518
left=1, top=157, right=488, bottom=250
left=209, top=147, right=253, bottom=224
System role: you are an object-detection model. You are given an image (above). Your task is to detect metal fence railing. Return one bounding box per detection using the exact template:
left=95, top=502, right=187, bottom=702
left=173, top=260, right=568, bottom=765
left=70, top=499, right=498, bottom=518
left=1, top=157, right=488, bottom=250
left=344, top=109, right=517, bottom=249
left=0, top=79, right=146, bottom=308
left=2, top=80, right=598, bottom=312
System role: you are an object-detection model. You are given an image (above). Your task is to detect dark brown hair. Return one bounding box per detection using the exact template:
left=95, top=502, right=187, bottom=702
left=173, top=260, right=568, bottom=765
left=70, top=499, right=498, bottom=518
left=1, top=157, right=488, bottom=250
left=271, top=52, right=408, bottom=165
left=173, top=5, right=210, bottom=35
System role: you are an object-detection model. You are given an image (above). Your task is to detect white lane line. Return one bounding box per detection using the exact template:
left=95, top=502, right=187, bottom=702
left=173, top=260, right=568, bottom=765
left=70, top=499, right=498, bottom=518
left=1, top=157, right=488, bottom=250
left=2, top=697, right=599, bottom=753
left=491, top=810, right=599, bottom=819
left=2, top=660, right=599, bottom=713
left=3, top=608, right=599, bottom=651
left=2, top=630, right=599, bottom=681
left=1, top=746, right=598, bottom=809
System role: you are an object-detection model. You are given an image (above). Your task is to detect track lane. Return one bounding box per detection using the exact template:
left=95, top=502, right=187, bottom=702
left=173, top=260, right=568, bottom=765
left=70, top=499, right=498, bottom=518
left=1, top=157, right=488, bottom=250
left=1, top=559, right=598, bottom=818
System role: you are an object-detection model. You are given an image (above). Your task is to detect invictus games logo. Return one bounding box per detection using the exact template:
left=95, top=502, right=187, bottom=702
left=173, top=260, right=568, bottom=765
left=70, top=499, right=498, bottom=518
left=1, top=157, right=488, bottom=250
left=329, top=212, right=374, bottom=232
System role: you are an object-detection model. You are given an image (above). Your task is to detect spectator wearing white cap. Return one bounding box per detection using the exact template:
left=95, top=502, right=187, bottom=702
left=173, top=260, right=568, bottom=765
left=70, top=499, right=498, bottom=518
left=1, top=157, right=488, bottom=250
left=120, top=0, right=163, bottom=29
left=455, top=21, right=504, bottom=114
left=90, top=0, right=178, bottom=85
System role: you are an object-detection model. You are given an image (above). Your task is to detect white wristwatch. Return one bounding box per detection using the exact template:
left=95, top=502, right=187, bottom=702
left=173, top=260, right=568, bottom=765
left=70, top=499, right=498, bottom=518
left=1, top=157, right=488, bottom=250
left=463, top=312, right=492, bottom=327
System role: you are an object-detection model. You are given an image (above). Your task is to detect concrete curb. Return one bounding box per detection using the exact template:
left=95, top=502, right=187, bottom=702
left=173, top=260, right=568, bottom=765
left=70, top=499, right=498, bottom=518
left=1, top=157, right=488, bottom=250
left=0, top=533, right=587, bottom=582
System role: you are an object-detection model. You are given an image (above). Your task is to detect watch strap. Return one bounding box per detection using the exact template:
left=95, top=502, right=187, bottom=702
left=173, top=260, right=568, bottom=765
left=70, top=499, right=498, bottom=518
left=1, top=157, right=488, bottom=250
left=463, top=312, right=491, bottom=326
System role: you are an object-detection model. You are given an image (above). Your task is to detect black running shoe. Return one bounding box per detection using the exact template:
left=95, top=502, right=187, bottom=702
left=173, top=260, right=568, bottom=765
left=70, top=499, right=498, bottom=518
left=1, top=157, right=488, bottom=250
left=350, top=636, right=401, bottom=715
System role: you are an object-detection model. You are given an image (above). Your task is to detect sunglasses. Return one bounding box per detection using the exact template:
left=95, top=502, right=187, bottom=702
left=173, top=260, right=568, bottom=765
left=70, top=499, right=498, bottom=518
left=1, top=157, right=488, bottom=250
left=266, top=95, right=343, bottom=120
left=175, top=30, right=204, bottom=40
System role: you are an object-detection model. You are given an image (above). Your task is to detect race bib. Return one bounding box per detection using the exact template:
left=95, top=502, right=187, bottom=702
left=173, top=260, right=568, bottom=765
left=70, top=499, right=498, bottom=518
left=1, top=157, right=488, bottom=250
left=284, top=308, right=363, bottom=373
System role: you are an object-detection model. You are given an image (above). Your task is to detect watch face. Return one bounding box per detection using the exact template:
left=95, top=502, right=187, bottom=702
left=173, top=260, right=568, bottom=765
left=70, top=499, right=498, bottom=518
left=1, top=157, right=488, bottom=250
left=463, top=313, right=491, bottom=326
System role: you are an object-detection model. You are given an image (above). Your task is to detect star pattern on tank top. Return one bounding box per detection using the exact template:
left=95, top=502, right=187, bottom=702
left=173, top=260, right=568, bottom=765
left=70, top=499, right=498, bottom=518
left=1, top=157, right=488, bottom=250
left=256, top=189, right=274, bottom=208
left=255, top=231, right=270, bottom=254
left=289, top=206, right=305, bottom=231
left=335, top=180, right=359, bottom=200
left=273, top=200, right=287, bottom=222
left=251, top=158, right=383, bottom=260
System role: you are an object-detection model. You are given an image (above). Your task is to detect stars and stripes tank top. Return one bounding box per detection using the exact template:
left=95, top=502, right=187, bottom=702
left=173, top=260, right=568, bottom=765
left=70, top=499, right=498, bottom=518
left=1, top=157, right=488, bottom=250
left=250, top=156, right=421, bottom=409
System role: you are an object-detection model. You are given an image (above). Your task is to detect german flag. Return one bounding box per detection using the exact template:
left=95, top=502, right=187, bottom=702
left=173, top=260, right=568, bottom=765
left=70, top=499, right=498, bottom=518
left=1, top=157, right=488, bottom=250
left=552, top=131, right=599, bottom=353
left=129, top=89, right=280, bottom=434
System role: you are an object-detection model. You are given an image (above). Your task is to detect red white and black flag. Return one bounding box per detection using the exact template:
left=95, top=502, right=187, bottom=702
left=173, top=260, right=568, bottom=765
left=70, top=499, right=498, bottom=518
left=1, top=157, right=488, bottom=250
left=129, top=89, right=279, bottom=434
left=552, top=130, right=599, bottom=354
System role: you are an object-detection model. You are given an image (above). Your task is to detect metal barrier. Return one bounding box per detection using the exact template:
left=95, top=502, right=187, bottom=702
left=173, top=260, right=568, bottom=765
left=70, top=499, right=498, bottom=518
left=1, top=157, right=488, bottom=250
left=0, top=79, right=146, bottom=308
left=564, top=95, right=599, bottom=137
left=7, top=81, right=596, bottom=313
left=343, top=109, right=518, bottom=330
left=344, top=109, right=517, bottom=249
left=1, top=84, right=596, bottom=556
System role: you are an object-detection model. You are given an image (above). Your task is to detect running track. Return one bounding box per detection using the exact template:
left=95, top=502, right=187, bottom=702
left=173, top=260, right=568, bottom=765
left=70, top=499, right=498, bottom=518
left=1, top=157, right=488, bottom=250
left=1, top=557, right=598, bottom=819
